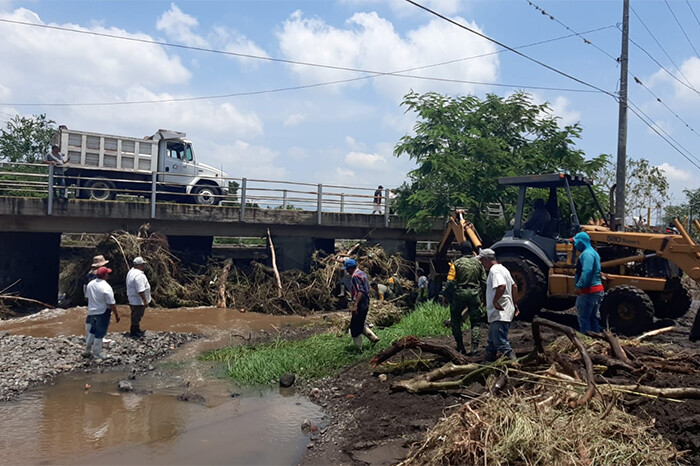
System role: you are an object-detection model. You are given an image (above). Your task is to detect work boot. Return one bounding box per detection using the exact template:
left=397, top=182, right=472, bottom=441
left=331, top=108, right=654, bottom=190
left=362, top=326, right=380, bottom=345
left=470, top=326, right=481, bottom=356
left=505, top=350, right=518, bottom=361
left=83, top=324, right=94, bottom=357
left=92, top=338, right=110, bottom=360
left=483, top=351, right=497, bottom=363
left=130, top=327, right=144, bottom=338
left=352, top=335, right=364, bottom=349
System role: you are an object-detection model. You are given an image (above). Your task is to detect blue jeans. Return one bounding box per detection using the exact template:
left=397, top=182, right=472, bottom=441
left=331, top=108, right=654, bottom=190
left=576, top=291, right=603, bottom=334
left=86, top=310, right=112, bottom=338
left=485, top=321, right=513, bottom=360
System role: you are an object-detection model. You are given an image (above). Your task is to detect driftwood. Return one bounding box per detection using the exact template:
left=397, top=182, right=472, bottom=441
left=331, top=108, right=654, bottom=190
left=266, top=229, right=283, bottom=298
left=0, top=295, right=55, bottom=309
left=608, top=385, right=700, bottom=399
left=634, top=326, right=675, bottom=341
left=370, top=335, right=470, bottom=367
left=216, top=259, right=233, bottom=308
left=532, top=317, right=596, bottom=407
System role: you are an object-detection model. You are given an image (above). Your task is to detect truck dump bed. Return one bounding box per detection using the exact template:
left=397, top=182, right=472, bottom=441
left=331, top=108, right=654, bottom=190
left=58, top=128, right=158, bottom=172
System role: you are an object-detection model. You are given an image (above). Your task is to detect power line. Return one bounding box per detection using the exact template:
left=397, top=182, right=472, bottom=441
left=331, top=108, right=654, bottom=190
left=664, top=0, right=700, bottom=57
left=403, top=0, right=614, bottom=97
left=686, top=0, right=700, bottom=33
left=630, top=5, right=696, bottom=91
left=631, top=76, right=700, bottom=140
left=0, top=24, right=612, bottom=107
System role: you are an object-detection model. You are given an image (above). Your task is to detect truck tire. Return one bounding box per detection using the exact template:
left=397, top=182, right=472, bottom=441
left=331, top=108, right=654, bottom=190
left=600, top=286, right=654, bottom=336
left=649, top=277, right=692, bottom=319
left=497, top=254, right=546, bottom=321
left=192, top=185, right=220, bottom=206
left=84, top=179, right=116, bottom=201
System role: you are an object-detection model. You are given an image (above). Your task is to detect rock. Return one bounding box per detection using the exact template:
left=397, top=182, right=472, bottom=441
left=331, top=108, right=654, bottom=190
left=118, top=380, right=134, bottom=392
left=230, top=392, right=240, bottom=398
left=306, top=442, right=314, bottom=449
left=176, top=391, right=205, bottom=403
left=279, top=373, right=296, bottom=388
left=309, top=387, right=322, bottom=399
left=147, top=364, right=155, bottom=371
left=378, top=374, right=388, bottom=383
left=301, top=418, right=312, bottom=433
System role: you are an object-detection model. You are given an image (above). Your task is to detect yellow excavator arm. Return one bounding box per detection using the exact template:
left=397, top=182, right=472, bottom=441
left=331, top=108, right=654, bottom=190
left=436, top=209, right=483, bottom=258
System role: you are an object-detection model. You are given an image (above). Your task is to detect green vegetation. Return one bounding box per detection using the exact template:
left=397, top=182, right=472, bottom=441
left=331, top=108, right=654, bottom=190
left=0, top=114, right=56, bottom=163
left=203, top=301, right=450, bottom=385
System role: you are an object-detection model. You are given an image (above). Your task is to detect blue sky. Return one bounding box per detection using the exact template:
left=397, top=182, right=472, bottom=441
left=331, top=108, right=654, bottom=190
left=1, top=0, right=699, bottom=220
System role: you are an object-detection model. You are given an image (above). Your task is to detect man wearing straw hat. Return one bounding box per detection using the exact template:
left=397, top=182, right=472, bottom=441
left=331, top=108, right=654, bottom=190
left=84, top=266, right=120, bottom=359
left=83, top=255, right=109, bottom=297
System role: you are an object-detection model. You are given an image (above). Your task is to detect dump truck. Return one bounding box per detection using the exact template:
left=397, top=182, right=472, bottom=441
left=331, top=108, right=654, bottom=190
left=57, top=126, right=228, bottom=205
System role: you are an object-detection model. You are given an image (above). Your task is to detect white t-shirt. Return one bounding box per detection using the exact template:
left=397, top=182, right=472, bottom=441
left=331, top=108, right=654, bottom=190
left=85, top=279, right=116, bottom=315
left=126, top=267, right=152, bottom=306
left=485, top=263, right=516, bottom=323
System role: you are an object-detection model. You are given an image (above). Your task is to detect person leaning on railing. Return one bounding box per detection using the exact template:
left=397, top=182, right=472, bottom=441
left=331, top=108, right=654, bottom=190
left=44, top=144, right=70, bottom=199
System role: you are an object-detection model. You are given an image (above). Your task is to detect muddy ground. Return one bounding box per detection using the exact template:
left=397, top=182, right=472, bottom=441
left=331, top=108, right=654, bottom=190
left=301, top=306, right=700, bottom=466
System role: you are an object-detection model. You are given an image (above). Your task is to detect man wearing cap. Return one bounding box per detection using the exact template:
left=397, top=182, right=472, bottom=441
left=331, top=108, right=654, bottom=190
left=84, top=267, right=120, bottom=359
left=83, top=255, right=109, bottom=297
left=126, top=256, right=152, bottom=338
left=372, top=185, right=383, bottom=214
left=477, top=249, right=518, bottom=362
left=344, top=258, right=380, bottom=348
left=443, top=241, right=487, bottom=355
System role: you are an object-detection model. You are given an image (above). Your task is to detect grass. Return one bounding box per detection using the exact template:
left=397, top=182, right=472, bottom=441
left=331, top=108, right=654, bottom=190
left=203, top=301, right=450, bottom=385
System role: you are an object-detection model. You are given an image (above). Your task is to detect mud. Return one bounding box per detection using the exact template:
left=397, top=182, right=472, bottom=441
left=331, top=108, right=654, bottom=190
left=302, top=305, right=700, bottom=465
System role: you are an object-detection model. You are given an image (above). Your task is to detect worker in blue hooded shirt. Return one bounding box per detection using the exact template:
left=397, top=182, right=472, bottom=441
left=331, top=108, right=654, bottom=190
left=573, top=231, right=604, bottom=334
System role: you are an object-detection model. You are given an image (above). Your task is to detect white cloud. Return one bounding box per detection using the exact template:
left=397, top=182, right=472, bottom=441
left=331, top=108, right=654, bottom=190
left=658, top=162, right=692, bottom=182
left=277, top=10, right=499, bottom=101
left=283, top=113, right=306, bottom=127
left=345, top=151, right=389, bottom=171
left=345, top=136, right=365, bottom=151
left=649, top=56, right=700, bottom=105
left=156, top=3, right=209, bottom=48
left=210, top=141, right=288, bottom=179
left=288, top=146, right=309, bottom=160
left=549, top=96, right=581, bottom=127
left=339, top=0, right=466, bottom=17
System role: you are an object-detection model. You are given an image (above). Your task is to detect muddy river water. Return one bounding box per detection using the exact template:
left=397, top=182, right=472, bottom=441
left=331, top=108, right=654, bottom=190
left=0, top=306, right=325, bottom=465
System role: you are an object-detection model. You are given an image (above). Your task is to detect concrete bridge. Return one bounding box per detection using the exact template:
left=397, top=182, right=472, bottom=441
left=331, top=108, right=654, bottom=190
left=0, top=196, right=443, bottom=306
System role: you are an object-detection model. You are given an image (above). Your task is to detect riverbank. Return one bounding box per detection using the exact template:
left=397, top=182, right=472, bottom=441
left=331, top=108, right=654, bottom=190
left=0, top=330, right=198, bottom=401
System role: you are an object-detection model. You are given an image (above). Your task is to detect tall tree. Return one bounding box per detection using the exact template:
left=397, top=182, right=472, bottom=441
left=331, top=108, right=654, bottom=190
left=0, top=114, right=56, bottom=163
left=598, top=156, right=669, bottom=224
left=393, top=91, right=606, bottom=232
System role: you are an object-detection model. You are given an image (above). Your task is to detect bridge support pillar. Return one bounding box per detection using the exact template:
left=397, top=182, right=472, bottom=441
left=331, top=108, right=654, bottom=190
left=167, top=235, right=213, bottom=265
left=372, top=239, right=417, bottom=263
left=270, top=236, right=335, bottom=272
left=0, top=232, right=61, bottom=306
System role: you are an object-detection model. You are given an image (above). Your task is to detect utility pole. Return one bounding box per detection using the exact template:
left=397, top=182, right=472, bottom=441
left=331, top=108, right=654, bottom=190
left=615, top=0, right=630, bottom=231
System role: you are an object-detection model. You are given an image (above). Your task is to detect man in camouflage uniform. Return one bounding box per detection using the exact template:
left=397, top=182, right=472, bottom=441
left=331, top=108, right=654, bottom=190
left=443, top=241, right=487, bottom=355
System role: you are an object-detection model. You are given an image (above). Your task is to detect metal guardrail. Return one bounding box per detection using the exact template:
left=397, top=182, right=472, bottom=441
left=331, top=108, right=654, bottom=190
left=0, top=161, right=397, bottom=227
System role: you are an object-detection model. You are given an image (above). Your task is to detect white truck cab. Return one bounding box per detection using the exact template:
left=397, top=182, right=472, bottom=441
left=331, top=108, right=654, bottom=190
left=60, top=127, right=228, bottom=205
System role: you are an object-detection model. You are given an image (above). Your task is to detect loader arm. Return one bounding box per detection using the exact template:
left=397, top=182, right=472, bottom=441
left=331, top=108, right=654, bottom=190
left=435, top=210, right=483, bottom=258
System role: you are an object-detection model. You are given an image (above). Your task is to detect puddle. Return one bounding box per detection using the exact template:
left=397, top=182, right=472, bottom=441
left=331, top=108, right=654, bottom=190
left=0, top=364, right=322, bottom=465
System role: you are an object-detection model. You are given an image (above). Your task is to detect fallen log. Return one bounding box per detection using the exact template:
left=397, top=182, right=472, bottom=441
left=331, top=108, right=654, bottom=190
left=0, top=295, right=55, bottom=309
left=532, top=317, right=596, bottom=407
left=608, top=384, right=700, bottom=399
left=216, top=259, right=233, bottom=308
left=370, top=335, right=470, bottom=367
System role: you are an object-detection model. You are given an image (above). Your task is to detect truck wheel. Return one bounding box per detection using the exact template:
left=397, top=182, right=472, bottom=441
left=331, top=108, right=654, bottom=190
left=600, top=286, right=654, bottom=336
left=192, top=185, right=220, bottom=206
left=649, top=277, right=692, bottom=319
left=497, top=254, right=546, bottom=321
left=84, top=179, right=116, bottom=201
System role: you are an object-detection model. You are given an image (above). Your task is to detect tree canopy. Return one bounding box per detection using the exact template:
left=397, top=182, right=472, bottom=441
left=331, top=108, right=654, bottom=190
left=393, top=91, right=607, bottom=232
left=0, top=114, right=56, bottom=163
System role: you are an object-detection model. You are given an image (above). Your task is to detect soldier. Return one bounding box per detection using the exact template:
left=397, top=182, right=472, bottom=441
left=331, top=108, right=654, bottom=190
left=443, top=241, right=487, bottom=355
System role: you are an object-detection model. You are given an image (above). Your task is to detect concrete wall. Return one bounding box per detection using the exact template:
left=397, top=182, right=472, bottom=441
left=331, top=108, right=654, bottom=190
left=0, top=232, right=61, bottom=306
left=270, top=236, right=335, bottom=272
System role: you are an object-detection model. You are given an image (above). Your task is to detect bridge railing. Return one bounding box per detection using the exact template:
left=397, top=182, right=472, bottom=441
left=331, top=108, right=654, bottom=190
left=0, top=161, right=397, bottom=226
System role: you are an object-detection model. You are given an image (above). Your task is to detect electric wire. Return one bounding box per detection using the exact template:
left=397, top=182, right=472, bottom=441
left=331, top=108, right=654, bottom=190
left=687, top=0, right=700, bottom=32
left=0, top=21, right=612, bottom=107
left=664, top=0, right=700, bottom=57
left=630, top=5, right=697, bottom=92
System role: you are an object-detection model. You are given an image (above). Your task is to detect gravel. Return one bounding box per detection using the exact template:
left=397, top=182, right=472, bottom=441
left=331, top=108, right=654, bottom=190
left=0, top=331, right=199, bottom=401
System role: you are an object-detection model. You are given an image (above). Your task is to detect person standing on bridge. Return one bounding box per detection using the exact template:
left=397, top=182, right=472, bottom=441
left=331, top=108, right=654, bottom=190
left=344, top=258, right=380, bottom=348
left=372, top=185, right=383, bottom=214
left=84, top=266, right=120, bottom=359
left=126, top=256, right=152, bottom=338
left=45, top=144, right=70, bottom=199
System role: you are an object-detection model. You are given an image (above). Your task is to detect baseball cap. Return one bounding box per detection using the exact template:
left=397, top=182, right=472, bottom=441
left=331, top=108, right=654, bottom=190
left=96, top=266, right=112, bottom=278
left=133, top=256, right=147, bottom=265
left=342, top=258, right=357, bottom=270
left=477, top=248, right=496, bottom=260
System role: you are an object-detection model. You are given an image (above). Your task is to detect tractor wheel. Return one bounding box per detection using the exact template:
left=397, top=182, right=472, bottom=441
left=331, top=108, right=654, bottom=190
left=649, top=277, right=692, bottom=319
left=497, top=254, right=546, bottom=321
left=600, top=286, right=655, bottom=336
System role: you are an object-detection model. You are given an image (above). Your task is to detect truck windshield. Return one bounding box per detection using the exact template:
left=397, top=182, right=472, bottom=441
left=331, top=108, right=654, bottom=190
left=184, top=144, right=194, bottom=162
